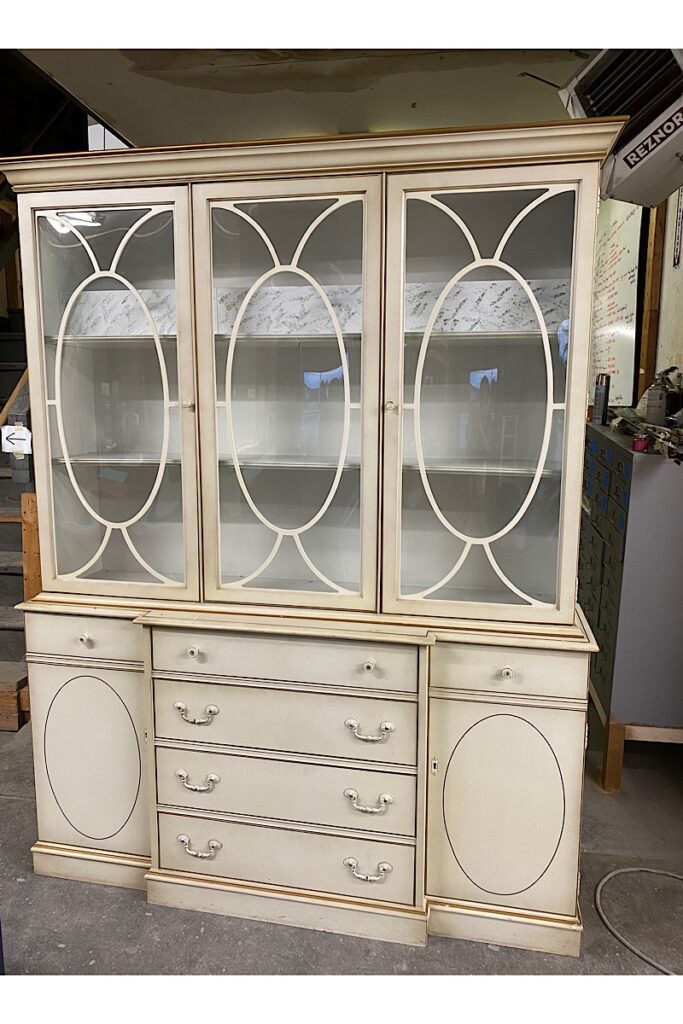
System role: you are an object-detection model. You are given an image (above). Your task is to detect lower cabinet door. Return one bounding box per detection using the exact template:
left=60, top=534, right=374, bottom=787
left=29, top=662, right=150, bottom=857
left=427, top=697, right=585, bottom=916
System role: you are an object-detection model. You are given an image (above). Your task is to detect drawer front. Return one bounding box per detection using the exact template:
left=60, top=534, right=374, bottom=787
left=587, top=433, right=614, bottom=469
left=25, top=612, right=144, bottom=664
left=158, top=812, right=415, bottom=905
left=584, top=478, right=609, bottom=529
left=609, top=474, right=630, bottom=511
left=601, top=559, right=622, bottom=601
left=578, top=552, right=602, bottom=589
left=606, top=497, right=627, bottom=536
left=612, top=450, right=632, bottom=485
left=430, top=644, right=588, bottom=701
left=155, top=679, right=417, bottom=766
left=602, top=535, right=624, bottom=571
left=153, top=629, right=417, bottom=693
left=580, top=515, right=604, bottom=565
left=598, top=588, right=620, bottom=634
left=156, top=747, right=416, bottom=836
left=585, top=455, right=610, bottom=491
left=605, top=521, right=626, bottom=562
left=578, top=588, right=599, bottom=632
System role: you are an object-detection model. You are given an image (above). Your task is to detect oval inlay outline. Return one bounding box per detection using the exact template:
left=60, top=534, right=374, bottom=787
left=442, top=713, right=566, bottom=896
left=43, top=675, right=142, bottom=842
left=225, top=265, right=350, bottom=536
left=414, top=259, right=552, bottom=545
left=54, top=270, right=171, bottom=530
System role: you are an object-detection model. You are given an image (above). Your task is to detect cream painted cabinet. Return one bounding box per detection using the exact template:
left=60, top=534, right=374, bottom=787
left=427, top=697, right=585, bottom=916
left=28, top=660, right=149, bottom=860
left=193, top=177, right=382, bottom=609
left=20, top=186, right=199, bottom=600
left=382, top=165, right=597, bottom=624
left=3, top=119, right=621, bottom=954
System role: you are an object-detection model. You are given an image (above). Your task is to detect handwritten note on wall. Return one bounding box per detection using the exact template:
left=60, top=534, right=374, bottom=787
left=590, top=197, right=642, bottom=406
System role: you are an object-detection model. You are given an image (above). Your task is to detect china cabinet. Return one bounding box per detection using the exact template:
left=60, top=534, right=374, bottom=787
left=1, top=117, right=623, bottom=957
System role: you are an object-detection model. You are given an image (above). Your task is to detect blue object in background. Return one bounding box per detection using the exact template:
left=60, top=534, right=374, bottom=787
left=558, top=319, right=570, bottom=365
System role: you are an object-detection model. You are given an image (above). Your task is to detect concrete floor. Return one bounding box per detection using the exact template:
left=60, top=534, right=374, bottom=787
left=0, top=726, right=681, bottom=975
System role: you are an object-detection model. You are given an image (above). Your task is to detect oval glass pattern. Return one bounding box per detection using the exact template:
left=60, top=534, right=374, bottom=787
left=44, top=675, right=142, bottom=841
left=415, top=263, right=551, bottom=542
left=227, top=268, right=349, bottom=534
left=56, top=274, right=170, bottom=529
left=443, top=714, right=565, bottom=895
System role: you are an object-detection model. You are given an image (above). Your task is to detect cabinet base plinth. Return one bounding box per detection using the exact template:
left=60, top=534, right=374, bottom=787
left=146, top=870, right=428, bottom=946
left=427, top=900, right=582, bottom=957
left=31, top=841, right=150, bottom=891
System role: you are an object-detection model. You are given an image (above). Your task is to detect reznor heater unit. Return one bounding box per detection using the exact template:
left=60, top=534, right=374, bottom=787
left=560, top=49, right=683, bottom=206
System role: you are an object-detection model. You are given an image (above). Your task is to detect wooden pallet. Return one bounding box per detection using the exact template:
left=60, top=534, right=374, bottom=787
left=0, top=660, right=28, bottom=731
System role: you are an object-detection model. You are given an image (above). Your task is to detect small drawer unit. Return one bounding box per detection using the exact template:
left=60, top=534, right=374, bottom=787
left=154, top=678, right=418, bottom=766
left=26, top=612, right=144, bottom=664
left=153, top=628, right=418, bottom=693
left=430, top=643, right=588, bottom=702
left=158, top=812, right=416, bottom=905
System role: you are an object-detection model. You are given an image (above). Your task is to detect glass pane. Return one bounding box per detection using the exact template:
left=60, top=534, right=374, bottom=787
left=399, top=186, right=576, bottom=608
left=37, top=204, right=185, bottom=587
left=212, top=196, right=365, bottom=595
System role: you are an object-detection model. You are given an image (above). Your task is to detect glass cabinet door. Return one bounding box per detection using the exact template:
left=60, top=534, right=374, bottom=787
left=383, top=166, right=597, bottom=623
left=25, top=187, right=199, bottom=598
left=194, top=177, right=381, bottom=608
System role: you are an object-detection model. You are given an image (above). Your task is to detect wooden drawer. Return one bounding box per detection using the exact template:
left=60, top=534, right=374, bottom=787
left=158, top=811, right=415, bottom=905
left=154, top=679, right=418, bottom=766
left=25, top=612, right=144, bottom=664
left=430, top=644, right=588, bottom=701
left=156, top=746, right=416, bottom=836
left=153, top=629, right=417, bottom=693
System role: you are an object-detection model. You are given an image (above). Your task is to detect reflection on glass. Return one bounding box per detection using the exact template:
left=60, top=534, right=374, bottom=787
left=37, top=205, right=185, bottom=585
left=400, top=187, right=576, bottom=607
left=212, top=196, right=364, bottom=594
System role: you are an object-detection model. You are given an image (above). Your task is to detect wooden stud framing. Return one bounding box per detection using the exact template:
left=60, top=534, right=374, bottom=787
left=601, top=718, right=626, bottom=793
left=637, top=201, right=667, bottom=400
left=21, top=491, right=42, bottom=600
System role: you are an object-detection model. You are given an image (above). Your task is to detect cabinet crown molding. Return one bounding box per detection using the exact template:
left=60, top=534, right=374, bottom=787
left=0, top=118, right=625, bottom=192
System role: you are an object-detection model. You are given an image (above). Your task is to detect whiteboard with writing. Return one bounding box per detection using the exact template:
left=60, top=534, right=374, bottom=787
left=589, top=197, right=642, bottom=406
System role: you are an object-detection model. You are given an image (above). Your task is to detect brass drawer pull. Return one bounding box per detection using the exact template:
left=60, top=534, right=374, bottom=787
left=173, top=701, right=219, bottom=726
left=343, top=857, right=393, bottom=883
left=344, top=718, right=395, bottom=743
left=177, top=834, right=222, bottom=860
left=175, top=769, right=220, bottom=793
left=344, top=788, right=394, bottom=815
